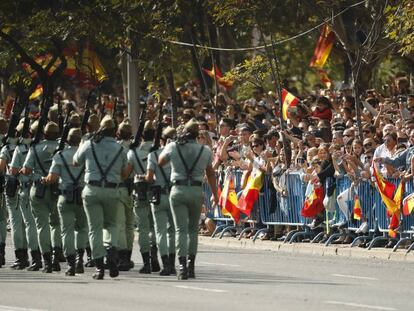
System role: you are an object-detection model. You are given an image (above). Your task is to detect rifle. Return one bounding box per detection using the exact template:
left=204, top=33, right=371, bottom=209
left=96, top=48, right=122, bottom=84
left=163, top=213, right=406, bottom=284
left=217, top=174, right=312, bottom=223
left=21, top=99, right=31, bottom=140
left=149, top=101, right=164, bottom=152
left=80, top=89, right=97, bottom=135
left=57, top=94, right=64, bottom=135
left=2, top=97, right=24, bottom=147
left=129, top=101, right=147, bottom=149
left=55, top=114, right=70, bottom=153
left=31, top=88, right=53, bottom=146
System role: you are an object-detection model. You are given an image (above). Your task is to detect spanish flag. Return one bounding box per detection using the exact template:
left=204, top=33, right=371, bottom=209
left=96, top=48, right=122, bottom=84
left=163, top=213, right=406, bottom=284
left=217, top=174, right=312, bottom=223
left=29, top=84, right=43, bottom=100
left=219, top=173, right=240, bottom=223
left=238, top=172, right=263, bottom=217
left=353, top=194, right=362, bottom=221
left=373, top=165, right=404, bottom=236
left=316, top=68, right=332, bottom=89
left=79, top=44, right=108, bottom=87
left=309, top=24, right=336, bottom=68
left=202, top=65, right=233, bottom=89
left=301, top=186, right=325, bottom=218
left=281, top=88, right=300, bottom=121
left=403, top=193, right=414, bottom=216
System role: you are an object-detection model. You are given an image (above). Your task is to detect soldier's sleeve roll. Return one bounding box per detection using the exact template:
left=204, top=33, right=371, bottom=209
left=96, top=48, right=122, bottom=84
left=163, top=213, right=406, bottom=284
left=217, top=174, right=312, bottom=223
left=49, top=153, right=62, bottom=176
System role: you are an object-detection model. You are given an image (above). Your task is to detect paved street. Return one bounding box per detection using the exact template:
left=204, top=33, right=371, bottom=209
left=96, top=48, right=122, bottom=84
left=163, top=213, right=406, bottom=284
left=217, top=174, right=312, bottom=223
left=0, top=236, right=413, bottom=311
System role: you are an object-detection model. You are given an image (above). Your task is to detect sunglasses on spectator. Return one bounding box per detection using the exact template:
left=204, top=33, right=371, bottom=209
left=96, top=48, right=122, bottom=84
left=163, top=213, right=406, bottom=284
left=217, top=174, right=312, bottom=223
left=251, top=144, right=263, bottom=148
left=344, top=134, right=353, bottom=137
left=363, top=130, right=371, bottom=134
left=363, top=143, right=372, bottom=148
left=311, top=161, right=321, bottom=165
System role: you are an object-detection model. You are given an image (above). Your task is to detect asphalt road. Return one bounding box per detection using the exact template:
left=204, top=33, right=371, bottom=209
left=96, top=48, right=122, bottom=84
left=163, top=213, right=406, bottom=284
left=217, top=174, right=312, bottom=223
left=0, top=236, right=413, bottom=311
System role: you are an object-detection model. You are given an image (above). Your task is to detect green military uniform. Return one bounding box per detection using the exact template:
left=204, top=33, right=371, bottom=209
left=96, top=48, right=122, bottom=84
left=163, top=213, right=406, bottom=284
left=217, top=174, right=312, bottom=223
left=2, top=139, right=29, bottom=269
left=117, top=139, right=135, bottom=271
left=127, top=140, right=158, bottom=273
left=74, top=117, right=127, bottom=280
left=49, top=135, right=87, bottom=276
left=9, top=138, right=41, bottom=270
left=147, top=146, right=176, bottom=275
left=0, top=129, right=6, bottom=267
left=160, top=120, right=213, bottom=280
left=23, top=129, right=62, bottom=273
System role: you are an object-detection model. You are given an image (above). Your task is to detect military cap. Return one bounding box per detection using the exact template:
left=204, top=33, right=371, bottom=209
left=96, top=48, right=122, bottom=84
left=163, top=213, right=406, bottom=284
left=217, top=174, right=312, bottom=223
left=99, top=115, right=115, bottom=130
left=87, top=114, right=100, bottom=128
left=118, top=121, right=132, bottom=134
left=44, top=121, right=59, bottom=134
left=0, top=118, right=8, bottom=134
left=48, top=104, right=59, bottom=123
left=162, top=126, right=176, bottom=139
left=184, top=118, right=199, bottom=134
left=69, top=113, right=81, bottom=127
left=30, top=120, right=39, bottom=134
left=68, top=127, right=82, bottom=141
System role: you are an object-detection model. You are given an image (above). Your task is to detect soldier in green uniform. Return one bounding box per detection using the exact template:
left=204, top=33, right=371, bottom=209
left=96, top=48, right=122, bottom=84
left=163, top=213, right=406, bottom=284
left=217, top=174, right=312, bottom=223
left=116, top=121, right=135, bottom=271
left=126, top=122, right=160, bottom=274
left=73, top=116, right=129, bottom=280
left=42, top=128, right=87, bottom=276
left=0, top=127, right=30, bottom=269
left=21, top=122, right=62, bottom=273
left=159, top=119, right=218, bottom=280
left=9, top=121, right=41, bottom=271
left=0, top=118, right=8, bottom=267
left=145, top=126, right=176, bottom=275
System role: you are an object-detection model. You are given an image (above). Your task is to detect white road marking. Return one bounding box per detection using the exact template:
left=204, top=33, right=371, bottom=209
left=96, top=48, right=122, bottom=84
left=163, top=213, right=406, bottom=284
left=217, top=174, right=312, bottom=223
left=331, top=273, right=378, bottom=281
left=325, top=301, right=397, bottom=310
left=198, top=261, right=241, bottom=267
left=0, top=306, right=46, bottom=311
left=175, top=285, right=228, bottom=293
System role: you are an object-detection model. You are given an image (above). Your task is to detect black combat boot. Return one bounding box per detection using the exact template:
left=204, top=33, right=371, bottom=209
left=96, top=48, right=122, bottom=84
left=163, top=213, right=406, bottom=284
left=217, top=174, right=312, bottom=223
left=177, top=256, right=188, bottom=280
left=139, top=252, right=151, bottom=274
left=188, top=254, right=196, bottom=279
left=21, top=249, right=30, bottom=269
left=0, top=242, right=6, bottom=267
left=150, top=245, right=160, bottom=272
left=10, top=249, right=23, bottom=269
left=65, top=254, right=76, bottom=276
left=92, top=257, right=104, bottom=280
left=54, top=246, right=66, bottom=262
left=52, top=247, right=61, bottom=272
left=126, top=250, right=134, bottom=270
left=106, top=247, right=119, bottom=278
left=117, top=250, right=128, bottom=271
left=85, top=247, right=95, bottom=267
left=27, top=249, right=42, bottom=271
left=159, top=255, right=171, bottom=276
left=169, top=253, right=176, bottom=275
left=75, top=249, right=84, bottom=274
left=42, top=253, right=53, bottom=273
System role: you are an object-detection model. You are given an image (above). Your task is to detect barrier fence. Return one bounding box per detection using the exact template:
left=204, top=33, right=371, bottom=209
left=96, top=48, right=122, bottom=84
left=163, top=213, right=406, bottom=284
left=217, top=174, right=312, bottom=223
left=202, top=170, right=414, bottom=253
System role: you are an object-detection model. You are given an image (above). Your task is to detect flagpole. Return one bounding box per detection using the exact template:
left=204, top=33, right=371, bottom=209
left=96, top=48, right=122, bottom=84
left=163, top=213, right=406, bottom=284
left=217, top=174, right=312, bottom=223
left=257, top=26, right=291, bottom=168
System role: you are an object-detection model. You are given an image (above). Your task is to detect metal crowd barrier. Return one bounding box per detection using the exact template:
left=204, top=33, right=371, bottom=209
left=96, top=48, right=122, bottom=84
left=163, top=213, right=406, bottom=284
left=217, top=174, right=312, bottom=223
left=202, top=170, right=414, bottom=253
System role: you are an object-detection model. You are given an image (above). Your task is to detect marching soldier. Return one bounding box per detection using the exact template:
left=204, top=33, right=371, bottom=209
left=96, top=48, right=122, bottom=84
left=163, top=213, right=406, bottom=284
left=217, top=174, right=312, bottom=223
left=73, top=116, right=129, bottom=280
left=0, top=118, right=8, bottom=267
left=126, top=122, right=160, bottom=274
left=42, top=128, right=87, bottom=276
left=116, top=121, right=135, bottom=271
left=21, top=121, right=63, bottom=273
left=145, top=126, right=176, bottom=275
left=0, top=125, right=29, bottom=269
left=9, top=121, right=41, bottom=271
left=159, top=119, right=218, bottom=280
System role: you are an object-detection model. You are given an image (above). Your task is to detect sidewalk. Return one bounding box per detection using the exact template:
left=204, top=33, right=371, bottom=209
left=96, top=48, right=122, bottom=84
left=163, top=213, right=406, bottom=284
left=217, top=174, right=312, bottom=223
left=198, top=236, right=414, bottom=262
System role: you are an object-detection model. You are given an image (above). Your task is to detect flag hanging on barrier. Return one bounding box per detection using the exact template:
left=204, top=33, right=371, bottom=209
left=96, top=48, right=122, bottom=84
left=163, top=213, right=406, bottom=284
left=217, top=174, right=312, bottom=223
left=219, top=172, right=240, bottom=223
left=238, top=171, right=263, bottom=217
left=353, top=194, right=362, bottom=220
left=301, top=184, right=325, bottom=218
left=403, top=192, right=414, bottom=216
left=373, top=165, right=404, bottom=236
left=281, top=88, right=299, bottom=121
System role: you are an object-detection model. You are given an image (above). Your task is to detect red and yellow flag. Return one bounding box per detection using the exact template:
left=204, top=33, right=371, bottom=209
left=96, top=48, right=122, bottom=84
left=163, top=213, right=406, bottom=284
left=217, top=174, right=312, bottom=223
left=309, top=24, right=336, bottom=68
left=316, top=68, right=332, bottom=89
left=237, top=172, right=263, bottom=217
left=29, top=84, right=43, bottom=100
left=202, top=65, right=233, bottom=89
left=403, top=193, right=414, bottom=216
left=78, top=44, right=108, bottom=88
left=301, top=186, right=325, bottom=218
left=281, top=88, right=300, bottom=121
left=353, top=194, right=362, bottom=220
left=219, top=173, right=240, bottom=223
left=373, top=165, right=404, bottom=236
